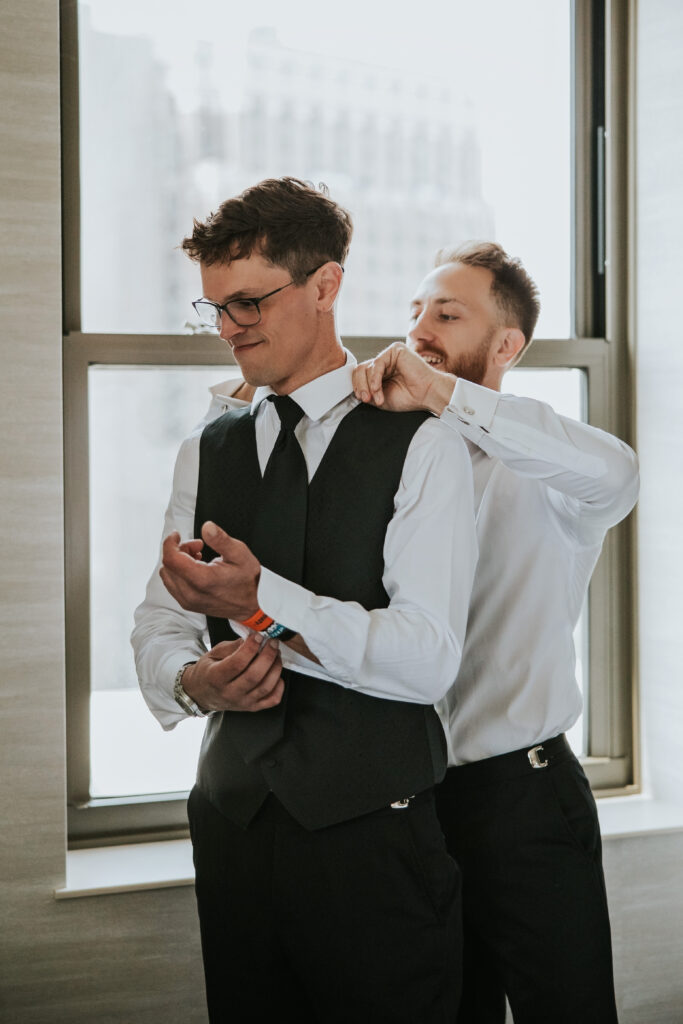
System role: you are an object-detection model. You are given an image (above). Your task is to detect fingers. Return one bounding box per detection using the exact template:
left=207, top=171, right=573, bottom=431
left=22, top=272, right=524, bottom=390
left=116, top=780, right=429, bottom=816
left=161, top=532, right=181, bottom=562
left=256, top=675, right=285, bottom=709
left=214, top=638, right=285, bottom=711
left=185, top=636, right=285, bottom=713
left=207, top=638, right=251, bottom=660
left=201, top=521, right=247, bottom=563
left=178, top=539, right=204, bottom=560
left=352, top=363, right=373, bottom=403
left=353, top=343, right=406, bottom=405
left=209, top=634, right=276, bottom=679
left=372, top=342, right=406, bottom=384
left=232, top=658, right=285, bottom=711
left=366, top=361, right=386, bottom=405
left=159, top=562, right=206, bottom=610
left=162, top=533, right=207, bottom=576
left=353, top=360, right=386, bottom=406
left=159, top=564, right=187, bottom=604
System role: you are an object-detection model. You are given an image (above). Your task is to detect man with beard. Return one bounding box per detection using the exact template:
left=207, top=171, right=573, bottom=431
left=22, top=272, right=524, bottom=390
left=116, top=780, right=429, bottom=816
left=352, top=241, right=638, bottom=1024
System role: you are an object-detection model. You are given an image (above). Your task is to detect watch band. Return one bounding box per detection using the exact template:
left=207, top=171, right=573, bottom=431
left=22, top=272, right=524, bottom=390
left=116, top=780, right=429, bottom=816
left=173, top=662, right=211, bottom=718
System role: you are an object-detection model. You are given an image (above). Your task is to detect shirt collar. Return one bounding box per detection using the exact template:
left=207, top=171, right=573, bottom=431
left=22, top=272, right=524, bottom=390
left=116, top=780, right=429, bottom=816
left=209, top=377, right=248, bottom=402
left=250, top=348, right=357, bottom=422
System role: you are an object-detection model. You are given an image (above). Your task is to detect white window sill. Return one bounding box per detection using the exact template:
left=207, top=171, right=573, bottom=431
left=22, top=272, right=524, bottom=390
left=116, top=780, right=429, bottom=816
left=55, top=839, right=194, bottom=900
left=54, top=794, right=683, bottom=900
left=598, top=793, right=683, bottom=839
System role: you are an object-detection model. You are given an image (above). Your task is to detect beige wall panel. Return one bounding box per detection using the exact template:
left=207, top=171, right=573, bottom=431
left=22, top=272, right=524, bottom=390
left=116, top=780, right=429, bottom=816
left=0, top=0, right=69, bottom=944
left=2, top=889, right=205, bottom=1023
left=0, top=3, right=206, bottom=1021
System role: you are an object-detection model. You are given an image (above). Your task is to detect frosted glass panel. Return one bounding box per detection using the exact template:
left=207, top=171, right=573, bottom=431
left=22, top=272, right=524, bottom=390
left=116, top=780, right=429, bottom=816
left=88, top=364, right=239, bottom=797
left=79, top=0, right=571, bottom=338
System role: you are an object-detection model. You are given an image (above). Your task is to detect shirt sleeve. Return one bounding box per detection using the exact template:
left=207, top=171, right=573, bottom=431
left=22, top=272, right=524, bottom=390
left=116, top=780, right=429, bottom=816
left=131, top=391, right=252, bottom=730
left=130, top=428, right=209, bottom=731
left=256, top=418, right=478, bottom=704
left=441, top=377, right=639, bottom=543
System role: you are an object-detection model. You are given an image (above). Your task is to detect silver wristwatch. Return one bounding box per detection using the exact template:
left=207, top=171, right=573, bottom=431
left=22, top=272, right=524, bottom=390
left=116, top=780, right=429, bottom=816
left=173, top=663, right=211, bottom=718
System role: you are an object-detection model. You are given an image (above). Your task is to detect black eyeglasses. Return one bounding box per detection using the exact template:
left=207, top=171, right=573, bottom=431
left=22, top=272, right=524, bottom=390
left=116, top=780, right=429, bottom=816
left=192, top=263, right=332, bottom=329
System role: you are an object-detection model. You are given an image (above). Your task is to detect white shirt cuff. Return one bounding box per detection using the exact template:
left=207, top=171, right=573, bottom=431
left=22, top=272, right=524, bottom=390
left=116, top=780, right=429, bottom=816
left=143, top=649, right=202, bottom=730
left=446, top=378, right=500, bottom=430
left=257, top=567, right=312, bottom=633
left=256, top=567, right=368, bottom=683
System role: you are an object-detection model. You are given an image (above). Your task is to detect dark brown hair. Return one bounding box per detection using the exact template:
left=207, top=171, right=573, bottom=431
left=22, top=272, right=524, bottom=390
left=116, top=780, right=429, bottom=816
left=435, top=241, right=541, bottom=350
left=182, top=177, right=353, bottom=283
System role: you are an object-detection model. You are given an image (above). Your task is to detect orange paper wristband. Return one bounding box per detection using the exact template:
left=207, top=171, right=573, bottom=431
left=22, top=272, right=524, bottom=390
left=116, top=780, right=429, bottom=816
left=241, top=609, right=275, bottom=632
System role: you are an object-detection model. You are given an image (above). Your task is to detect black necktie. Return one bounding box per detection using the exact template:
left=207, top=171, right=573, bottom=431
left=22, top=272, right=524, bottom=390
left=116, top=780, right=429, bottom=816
left=229, top=395, right=308, bottom=763
left=251, top=395, right=308, bottom=583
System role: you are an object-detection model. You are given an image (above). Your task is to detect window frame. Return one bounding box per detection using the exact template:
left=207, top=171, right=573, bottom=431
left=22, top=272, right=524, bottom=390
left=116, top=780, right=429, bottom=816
left=61, top=0, right=637, bottom=847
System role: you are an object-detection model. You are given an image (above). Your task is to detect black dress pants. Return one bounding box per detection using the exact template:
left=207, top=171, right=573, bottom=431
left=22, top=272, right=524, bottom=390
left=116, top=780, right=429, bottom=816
left=187, top=785, right=462, bottom=1024
left=434, top=738, right=619, bottom=1024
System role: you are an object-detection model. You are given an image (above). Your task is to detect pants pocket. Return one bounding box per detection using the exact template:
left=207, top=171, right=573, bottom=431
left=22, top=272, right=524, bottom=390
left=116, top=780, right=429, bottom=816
left=547, top=759, right=601, bottom=860
left=404, top=797, right=462, bottom=925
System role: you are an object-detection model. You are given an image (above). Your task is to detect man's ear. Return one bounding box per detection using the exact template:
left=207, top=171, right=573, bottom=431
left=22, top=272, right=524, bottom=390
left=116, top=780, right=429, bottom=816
left=314, top=263, right=345, bottom=312
left=492, top=327, right=526, bottom=370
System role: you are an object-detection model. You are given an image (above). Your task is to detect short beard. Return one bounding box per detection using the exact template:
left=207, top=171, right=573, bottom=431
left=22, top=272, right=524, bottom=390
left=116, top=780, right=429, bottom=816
left=441, top=326, right=496, bottom=385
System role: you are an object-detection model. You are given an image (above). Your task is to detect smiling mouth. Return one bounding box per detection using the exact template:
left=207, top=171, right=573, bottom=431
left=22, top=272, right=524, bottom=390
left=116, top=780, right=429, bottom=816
left=420, top=353, right=445, bottom=367
left=232, top=340, right=263, bottom=353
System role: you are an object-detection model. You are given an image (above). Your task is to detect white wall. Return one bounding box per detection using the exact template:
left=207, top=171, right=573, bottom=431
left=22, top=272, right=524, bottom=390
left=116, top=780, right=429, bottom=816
left=635, top=0, right=683, bottom=808
left=598, top=2, right=683, bottom=1021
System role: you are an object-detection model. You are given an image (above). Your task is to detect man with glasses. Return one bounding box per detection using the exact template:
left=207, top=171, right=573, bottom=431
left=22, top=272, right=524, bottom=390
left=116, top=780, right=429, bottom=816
left=132, top=177, right=478, bottom=1023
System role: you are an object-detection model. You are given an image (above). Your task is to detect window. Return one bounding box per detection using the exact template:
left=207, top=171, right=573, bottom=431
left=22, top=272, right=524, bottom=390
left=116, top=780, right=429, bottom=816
left=88, top=365, right=238, bottom=799
left=62, top=0, right=635, bottom=845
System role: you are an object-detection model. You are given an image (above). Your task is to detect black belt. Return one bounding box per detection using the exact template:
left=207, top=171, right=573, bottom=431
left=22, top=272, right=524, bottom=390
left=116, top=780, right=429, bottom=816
left=441, top=734, right=574, bottom=789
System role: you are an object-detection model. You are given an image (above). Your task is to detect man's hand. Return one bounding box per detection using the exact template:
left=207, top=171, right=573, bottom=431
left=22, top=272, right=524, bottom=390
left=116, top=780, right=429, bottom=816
left=182, top=634, right=285, bottom=712
left=160, top=521, right=260, bottom=621
left=352, top=342, right=456, bottom=416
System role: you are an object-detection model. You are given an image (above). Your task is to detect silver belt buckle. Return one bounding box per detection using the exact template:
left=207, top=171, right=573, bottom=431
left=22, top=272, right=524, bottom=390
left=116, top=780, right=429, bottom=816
left=390, top=795, right=414, bottom=809
left=527, top=744, right=549, bottom=769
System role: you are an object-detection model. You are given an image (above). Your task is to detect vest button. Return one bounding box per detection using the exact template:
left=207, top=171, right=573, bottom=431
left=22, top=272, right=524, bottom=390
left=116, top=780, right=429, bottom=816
left=265, top=758, right=278, bottom=768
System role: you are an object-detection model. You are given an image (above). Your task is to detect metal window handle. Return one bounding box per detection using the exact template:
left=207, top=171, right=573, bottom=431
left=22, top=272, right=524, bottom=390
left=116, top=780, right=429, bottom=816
left=596, top=125, right=606, bottom=276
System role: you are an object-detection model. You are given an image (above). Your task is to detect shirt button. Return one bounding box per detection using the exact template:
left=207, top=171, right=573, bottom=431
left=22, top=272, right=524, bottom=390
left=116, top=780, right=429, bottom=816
left=463, top=406, right=475, bottom=416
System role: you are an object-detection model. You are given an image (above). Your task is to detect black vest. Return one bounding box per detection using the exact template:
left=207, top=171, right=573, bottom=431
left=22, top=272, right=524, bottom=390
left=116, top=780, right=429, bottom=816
left=193, top=401, right=447, bottom=830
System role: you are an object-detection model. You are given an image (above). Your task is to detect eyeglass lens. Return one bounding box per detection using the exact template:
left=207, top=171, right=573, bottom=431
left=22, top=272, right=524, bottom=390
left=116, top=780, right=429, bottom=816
left=194, top=299, right=260, bottom=328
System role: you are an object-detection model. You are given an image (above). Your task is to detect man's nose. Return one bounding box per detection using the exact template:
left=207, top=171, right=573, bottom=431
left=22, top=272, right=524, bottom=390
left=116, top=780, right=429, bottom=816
left=408, top=309, right=435, bottom=344
left=219, top=311, right=247, bottom=342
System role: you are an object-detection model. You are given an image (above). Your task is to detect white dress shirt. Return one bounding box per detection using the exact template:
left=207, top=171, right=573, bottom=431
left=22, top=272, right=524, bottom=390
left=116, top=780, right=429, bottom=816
left=437, top=377, right=639, bottom=764
left=132, top=353, right=478, bottom=730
